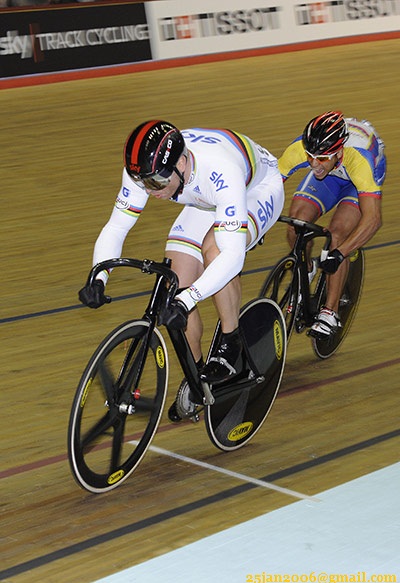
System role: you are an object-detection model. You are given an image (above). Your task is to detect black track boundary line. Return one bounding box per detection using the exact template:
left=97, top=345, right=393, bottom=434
left=2, top=356, right=399, bottom=481
left=1, top=240, right=399, bottom=325
left=1, top=427, right=400, bottom=579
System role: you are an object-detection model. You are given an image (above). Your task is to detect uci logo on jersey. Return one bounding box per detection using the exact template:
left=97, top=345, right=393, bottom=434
left=218, top=220, right=242, bottom=232
left=210, top=171, right=229, bottom=192
left=115, top=197, right=129, bottom=210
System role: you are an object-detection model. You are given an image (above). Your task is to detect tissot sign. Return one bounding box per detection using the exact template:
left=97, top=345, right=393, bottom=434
left=0, top=3, right=151, bottom=78
left=145, top=2, right=285, bottom=59
left=145, top=0, right=400, bottom=59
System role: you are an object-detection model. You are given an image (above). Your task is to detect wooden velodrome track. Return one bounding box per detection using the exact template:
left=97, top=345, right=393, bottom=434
left=1, top=37, right=400, bottom=582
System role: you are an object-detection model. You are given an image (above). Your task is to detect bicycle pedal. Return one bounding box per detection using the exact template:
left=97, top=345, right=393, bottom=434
left=339, top=296, right=351, bottom=307
left=307, top=328, right=333, bottom=341
left=295, top=322, right=306, bottom=334
left=248, top=370, right=265, bottom=383
left=189, top=411, right=201, bottom=423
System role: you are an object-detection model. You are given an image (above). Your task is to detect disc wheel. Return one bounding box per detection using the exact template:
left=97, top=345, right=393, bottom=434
left=312, top=249, right=365, bottom=359
left=205, top=298, right=286, bottom=451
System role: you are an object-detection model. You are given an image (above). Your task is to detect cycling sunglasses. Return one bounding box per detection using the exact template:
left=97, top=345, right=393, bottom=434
left=130, top=172, right=171, bottom=191
left=305, top=150, right=338, bottom=162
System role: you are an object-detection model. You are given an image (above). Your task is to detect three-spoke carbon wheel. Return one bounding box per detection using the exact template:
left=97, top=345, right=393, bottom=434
left=68, top=320, right=168, bottom=493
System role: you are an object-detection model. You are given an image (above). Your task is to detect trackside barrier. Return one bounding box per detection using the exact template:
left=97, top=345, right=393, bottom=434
left=1, top=0, right=399, bottom=83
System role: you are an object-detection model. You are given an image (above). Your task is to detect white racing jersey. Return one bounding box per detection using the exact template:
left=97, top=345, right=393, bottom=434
left=93, top=128, right=283, bottom=310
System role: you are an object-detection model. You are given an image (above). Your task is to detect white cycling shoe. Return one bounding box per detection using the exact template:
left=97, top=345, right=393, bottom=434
left=309, top=307, right=341, bottom=339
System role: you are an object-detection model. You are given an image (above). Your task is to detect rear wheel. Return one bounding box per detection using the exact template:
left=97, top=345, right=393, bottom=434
left=68, top=320, right=168, bottom=493
left=312, top=249, right=364, bottom=359
left=260, top=256, right=299, bottom=339
left=205, top=298, right=286, bottom=451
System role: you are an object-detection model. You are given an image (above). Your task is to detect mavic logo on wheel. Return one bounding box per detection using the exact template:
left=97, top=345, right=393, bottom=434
left=349, top=249, right=359, bottom=262
left=80, top=378, right=92, bottom=408
left=284, top=259, right=294, bottom=269
left=227, top=421, right=253, bottom=442
left=156, top=346, right=165, bottom=368
left=107, top=469, right=125, bottom=485
left=273, top=320, right=284, bottom=360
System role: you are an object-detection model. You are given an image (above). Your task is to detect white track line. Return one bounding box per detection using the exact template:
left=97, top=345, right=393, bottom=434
left=138, top=442, right=320, bottom=502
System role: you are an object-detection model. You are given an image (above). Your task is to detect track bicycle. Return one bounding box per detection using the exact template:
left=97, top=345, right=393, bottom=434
left=68, top=257, right=287, bottom=493
left=260, top=215, right=364, bottom=359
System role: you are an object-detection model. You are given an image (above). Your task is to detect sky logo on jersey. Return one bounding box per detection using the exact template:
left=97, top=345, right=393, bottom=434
left=225, top=205, right=236, bottom=217
left=210, top=171, right=229, bottom=192
left=257, top=195, right=274, bottom=229
left=181, top=131, right=222, bottom=145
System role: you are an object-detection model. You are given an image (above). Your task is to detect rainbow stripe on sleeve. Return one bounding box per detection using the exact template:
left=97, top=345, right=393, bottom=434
left=214, top=220, right=248, bottom=234
left=214, top=129, right=256, bottom=186
left=117, top=203, right=143, bottom=218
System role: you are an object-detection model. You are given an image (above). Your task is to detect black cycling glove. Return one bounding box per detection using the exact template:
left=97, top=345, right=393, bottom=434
left=78, top=280, right=111, bottom=309
left=320, top=249, right=345, bottom=274
left=159, top=300, right=188, bottom=330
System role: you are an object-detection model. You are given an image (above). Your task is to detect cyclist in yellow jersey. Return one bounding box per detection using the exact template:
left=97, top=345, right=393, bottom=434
left=279, top=111, right=385, bottom=338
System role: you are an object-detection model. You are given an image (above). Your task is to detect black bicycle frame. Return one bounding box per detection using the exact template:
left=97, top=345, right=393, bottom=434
left=278, top=216, right=331, bottom=327
left=87, top=256, right=212, bottom=407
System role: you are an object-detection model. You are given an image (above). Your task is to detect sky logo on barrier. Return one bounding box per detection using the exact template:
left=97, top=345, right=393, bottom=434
left=0, top=31, right=33, bottom=59
left=158, top=7, right=282, bottom=41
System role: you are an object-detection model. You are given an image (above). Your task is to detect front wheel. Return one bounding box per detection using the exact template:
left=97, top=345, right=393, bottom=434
left=205, top=298, right=286, bottom=451
left=312, top=249, right=365, bottom=359
left=68, top=320, right=168, bottom=493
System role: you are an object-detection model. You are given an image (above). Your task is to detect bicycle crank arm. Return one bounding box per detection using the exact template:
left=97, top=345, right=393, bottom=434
left=201, top=381, right=215, bottom=406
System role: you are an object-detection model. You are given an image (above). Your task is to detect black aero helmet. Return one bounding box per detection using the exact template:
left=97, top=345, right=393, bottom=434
left=302, top=111, right=348, bottom=155
left=124, top=120, right=186, bottom=180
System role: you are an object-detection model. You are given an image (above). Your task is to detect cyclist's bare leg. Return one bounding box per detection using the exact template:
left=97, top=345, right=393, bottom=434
left=287, top=197, right=320, bottom=270
left=166, top=250, right=204, bottom=363
left=324, top=203, right=361, bottom=312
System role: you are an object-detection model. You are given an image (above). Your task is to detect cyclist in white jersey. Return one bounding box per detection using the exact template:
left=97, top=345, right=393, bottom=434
left=279, top=111, right=385, bottom=338
left=79, top=120, right=284, bottom=421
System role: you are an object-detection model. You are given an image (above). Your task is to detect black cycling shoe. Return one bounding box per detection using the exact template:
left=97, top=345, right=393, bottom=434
left=200, top=328, right=243, bottom=384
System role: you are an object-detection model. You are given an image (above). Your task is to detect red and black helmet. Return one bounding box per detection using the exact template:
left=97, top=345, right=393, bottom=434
left=302, top=111, right=348, bottom=155
left=124, top=120, right=186, bottom=180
